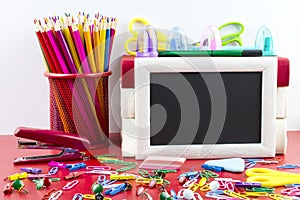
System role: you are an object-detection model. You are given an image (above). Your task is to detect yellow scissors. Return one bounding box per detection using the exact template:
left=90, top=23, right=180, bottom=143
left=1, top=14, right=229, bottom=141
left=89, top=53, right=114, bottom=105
left=124, top=18, right=167, bottom=56
left=246, top=168, right=300, bottom=187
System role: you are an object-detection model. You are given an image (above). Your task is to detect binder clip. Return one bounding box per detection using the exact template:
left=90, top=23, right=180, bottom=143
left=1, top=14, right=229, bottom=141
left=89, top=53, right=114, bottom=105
left=200, top=25, right=222, bottom=50
left=13, top=127, right=90, bottom=165
left=255, top=24, right=276, bottom=56
left=136, top=25, right=158, bottom=57
left=167, top=26, right=188, bottom=50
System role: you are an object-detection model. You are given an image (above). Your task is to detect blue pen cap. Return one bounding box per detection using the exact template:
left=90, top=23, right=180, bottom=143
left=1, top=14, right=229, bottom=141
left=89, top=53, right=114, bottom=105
left=255, top=25, right=277, bottom=56
left=136, top=25, right=158, bottom=57
left=167, top=26, right=188, bottom=50
left=200, top=25, right=222, bottom=50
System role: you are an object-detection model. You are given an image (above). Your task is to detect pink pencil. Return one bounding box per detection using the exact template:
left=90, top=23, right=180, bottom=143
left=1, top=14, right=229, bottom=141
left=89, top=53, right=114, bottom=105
left=46, top=24, right=69, bottom=74
left=71, top=23, right=91, bottom=73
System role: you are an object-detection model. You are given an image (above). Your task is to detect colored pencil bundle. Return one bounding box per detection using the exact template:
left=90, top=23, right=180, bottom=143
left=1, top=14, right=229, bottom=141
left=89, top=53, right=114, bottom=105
left=34, top=12, right=117, bottom=73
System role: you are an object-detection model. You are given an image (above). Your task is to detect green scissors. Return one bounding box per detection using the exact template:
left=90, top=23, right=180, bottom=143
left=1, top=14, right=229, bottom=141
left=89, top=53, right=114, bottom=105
left=218, top=22, right=244, bottom=46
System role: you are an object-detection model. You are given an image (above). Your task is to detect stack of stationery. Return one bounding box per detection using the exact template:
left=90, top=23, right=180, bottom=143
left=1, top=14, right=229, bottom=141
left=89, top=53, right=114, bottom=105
left=34, top=12, right=117, bottom=73
left=34, top=12, right=117, bottom=146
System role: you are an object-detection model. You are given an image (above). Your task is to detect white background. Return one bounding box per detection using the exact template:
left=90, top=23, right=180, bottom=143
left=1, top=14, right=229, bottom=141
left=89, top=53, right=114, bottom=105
left=0, top=0, right=299, bottom=134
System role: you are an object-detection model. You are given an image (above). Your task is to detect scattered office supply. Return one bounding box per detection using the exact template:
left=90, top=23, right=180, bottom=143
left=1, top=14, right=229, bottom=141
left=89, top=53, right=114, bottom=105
left=277, top=164, right=300, bottom=169
left=125, top=18, right=167, bottom=55
left=136, top=25, right=158, bottom=57
left=204, top=158, right=245, bottom=173
left=246, top=168, right=300, bottom=187
left=49, top=190, right=63, bottom=200
left=48, top=167, right=59, bottom=175
left=201, top=164, right=224, bottom=172
left=5, top=172, right=28, bottom=181
left=218, top=22, right=244, bottom=46
left=255, top=24, right=276, bottom=56
left=167, top=26, right=188, bottom=50
left=64, top=171, right=85, bottom=180
left=20, top=167, right=42, bottom=174
left=65, top=162, right=87, bottom=172
left=3, top=183, right=13, bottom=195
left=200, top=25, right=222, bottom=50
left=12, top=180, right=28, bottom=193
left=13, top=127, right=90, bottom=164
left=63, top=180, right=79, bottom=190
left=139, top=156, right=186, bottom=170
left=27, top=174, right=52, bottom=180
left=104, top=182, right=132, bottom=196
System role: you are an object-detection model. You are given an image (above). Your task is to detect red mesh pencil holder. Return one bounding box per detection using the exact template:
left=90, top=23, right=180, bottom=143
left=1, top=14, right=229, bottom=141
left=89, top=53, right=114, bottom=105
left=45, top=71, right=112, bottom=147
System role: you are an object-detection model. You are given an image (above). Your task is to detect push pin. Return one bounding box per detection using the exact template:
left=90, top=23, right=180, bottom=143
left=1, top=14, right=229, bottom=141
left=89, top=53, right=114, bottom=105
left=12, top=180, right=29, bottom=193
left=3, top=183, right=13, bottom=195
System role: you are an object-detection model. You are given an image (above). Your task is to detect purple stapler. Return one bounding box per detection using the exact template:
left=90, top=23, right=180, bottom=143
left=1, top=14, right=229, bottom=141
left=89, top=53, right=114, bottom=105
left=14, top=127, right=91, bottom=165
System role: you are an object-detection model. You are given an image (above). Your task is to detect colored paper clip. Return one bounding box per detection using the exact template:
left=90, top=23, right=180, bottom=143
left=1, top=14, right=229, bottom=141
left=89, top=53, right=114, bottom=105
left=223, top=190, right=250, bottom=200
left=105, top=182, right=132, bottom=196
left=97, top=175, right=117, bottom=186
left=63, top=180, right=79, bottom=190
left=189, top=177, right=207, bottom=192
left=178, top=171, right=199, bottom=179
left=278, top=164, right=300, bottom=169
left=110, top=174, right=135, bottom=180
left=49, top=161, right=67, bottom=169
left=199, top=170, right=219, bottom=181
left=218, top=181, right=235, bottom=191
left=235, top=181, right=261, bottom=188
left=64, top=171, right=85, bottom=180
left=136, top=178, right=163, bottom=185
left=5, top=172, right=28, bottom=181
left=183, top=178, right=198, bottom=188
left=49, top=167, right=58, bottom=175
left=201, top=164, right=224, bottom=172
left=85, top=170, right=118, bottom=175
left=13, top=127, right=90, bottom=164
left=41, top=188, right=58, bottom=200
left=27, top=173, right=51, bottom=180
left=200, top=183, right=211, bottom=192
left=65, top=162, right=86, bottom=172
left=240, top=192, right=269, bottom=197
left=48, top=190, right=63, bottom=200
left=281, top=186, right=300, bottom=196
left=269, top=193, right=293, bottom=200
left=245, top=187, right=275, bottom=193
left=86, top=166, right=111, bottom=171
left=20, top=167, right=42, bottom=174
left=72, top=193, right=83, bottom=200
left=83, top=194, right=112, bottom=200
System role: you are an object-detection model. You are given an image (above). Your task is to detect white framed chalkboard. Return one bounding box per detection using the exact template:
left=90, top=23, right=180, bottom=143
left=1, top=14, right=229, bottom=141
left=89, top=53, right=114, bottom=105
left=134, top=57, right=277, bottom=159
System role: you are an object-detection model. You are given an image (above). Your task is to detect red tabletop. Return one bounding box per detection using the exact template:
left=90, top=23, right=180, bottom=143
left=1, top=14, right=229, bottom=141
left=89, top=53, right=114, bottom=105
left=1, top=131, right=300, bottom=200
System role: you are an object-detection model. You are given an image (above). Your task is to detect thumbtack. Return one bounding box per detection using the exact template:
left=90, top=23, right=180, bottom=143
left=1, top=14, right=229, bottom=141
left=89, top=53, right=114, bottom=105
left=3, top=183, right=13, bottom=195
left=12, top=180, right=29, bottom=193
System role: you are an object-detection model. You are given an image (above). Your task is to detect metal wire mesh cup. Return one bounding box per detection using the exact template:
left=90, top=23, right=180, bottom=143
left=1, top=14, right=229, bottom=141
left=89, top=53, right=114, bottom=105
left=45, top=71, right=112, bottom=148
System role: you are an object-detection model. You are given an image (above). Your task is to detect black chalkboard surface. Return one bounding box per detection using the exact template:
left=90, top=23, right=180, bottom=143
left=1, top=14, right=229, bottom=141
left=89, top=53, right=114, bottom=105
left=150, top=72, right=262, bottom=146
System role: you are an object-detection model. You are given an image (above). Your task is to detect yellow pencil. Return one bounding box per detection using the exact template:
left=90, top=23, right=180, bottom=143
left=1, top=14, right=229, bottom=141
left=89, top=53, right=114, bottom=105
left=93, top=19, right=101, bottom=72
left=83, top=19, right=96, bottom=73
left=77, top=13, right=84, bottom=44
left=99, top=17, right=107, bottom=72
left=60, top=18, right=82, bottom=73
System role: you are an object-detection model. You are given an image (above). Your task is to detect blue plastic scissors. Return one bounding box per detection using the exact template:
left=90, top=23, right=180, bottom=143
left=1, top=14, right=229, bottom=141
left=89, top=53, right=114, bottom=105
left=246, top=168, right=300, bottom=187
left=124, top=18, right=167, bottom=56
left=218, top=22, right=244, bottom=46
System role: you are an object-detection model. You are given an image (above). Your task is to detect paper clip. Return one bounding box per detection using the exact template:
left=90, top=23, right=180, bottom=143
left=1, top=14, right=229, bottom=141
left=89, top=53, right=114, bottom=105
left=269, top=193, right=293, bottom=200
left=240, top=191, right=269, bottom=197
left=245, top=187, right=275, bottom=193
left=235, top=181, right=261, bottom=188
left=86, top=166, right=111, bottom=171
left=82, top=194, right=112, bottom=200
left=205, top=190, right=233, bottom=199
left=49, top=167, right=58, bottom=175
left=182, top=178, right=198, bottom=188
left=281, top=186, right=300, bottom=196
left=218, top=181, right=235, bottom=191
left=20, top=167, right=42, bottom=174
left=48, top=190, right=63, bottom=200
left=105, top=182, right=132, bottom=196
left=41, top=188, right=57, bottom=200
left=110, top=174, right=135, bottom=180
left=85, top=170, right=118, bottom=175
left=223, top=190, right=250, bottom=200
left=64, top=171, right=85, bottom=180
left=72, top=193, right=83, bottom=200
left=189, top=177, right=207, bottom=192
left=278, top=164, right=300, bottom=169
left=136, top=178, right=163, bottom=185
left=63, top=180, right=79, bottom=190
left=5, top=172, right=28, bottom=181
left=200, top=183, right=211, bottom=192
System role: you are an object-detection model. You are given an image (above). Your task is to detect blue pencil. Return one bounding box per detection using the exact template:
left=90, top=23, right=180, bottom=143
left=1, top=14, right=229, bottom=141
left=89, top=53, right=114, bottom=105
left=104, top=18, right=110, bottom=72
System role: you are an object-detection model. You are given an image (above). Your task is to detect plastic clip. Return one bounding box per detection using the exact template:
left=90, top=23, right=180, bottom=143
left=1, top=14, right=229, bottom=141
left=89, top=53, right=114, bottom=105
left=49, top=167, right=58, bottom=175
left=63, top=180, right=79, bottom=190
left=49, top=190, right=63, bottom=200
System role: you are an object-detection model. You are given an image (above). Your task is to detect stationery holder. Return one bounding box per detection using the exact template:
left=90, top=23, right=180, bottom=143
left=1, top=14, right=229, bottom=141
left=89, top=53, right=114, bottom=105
left=45, top=71, right=112, bottom=147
